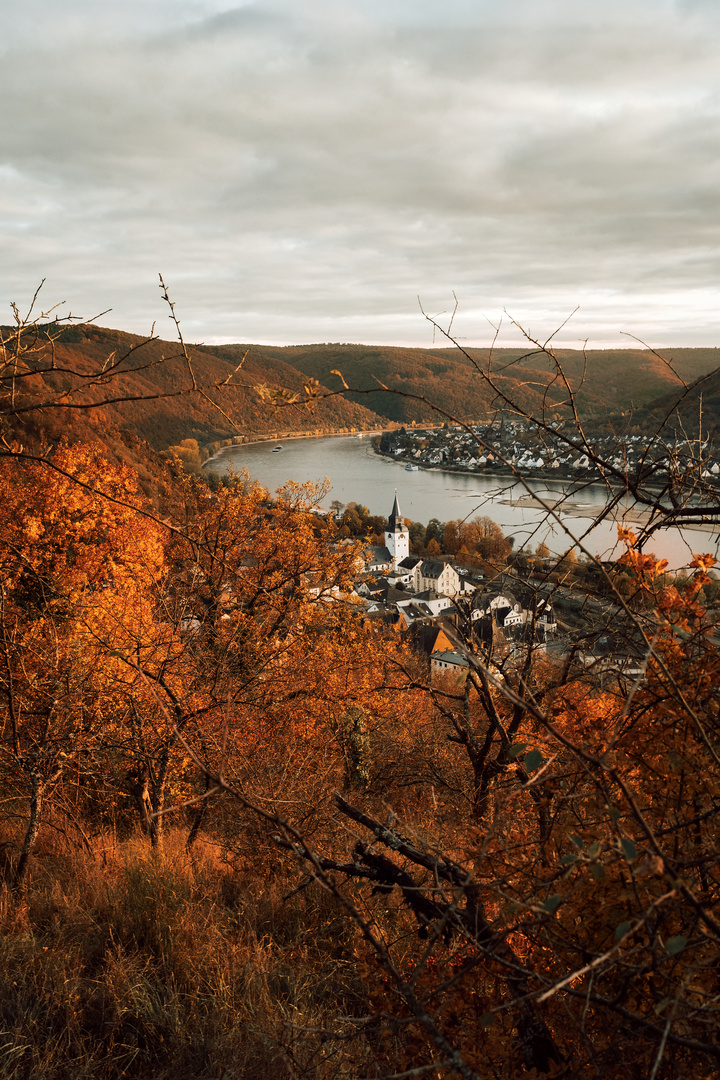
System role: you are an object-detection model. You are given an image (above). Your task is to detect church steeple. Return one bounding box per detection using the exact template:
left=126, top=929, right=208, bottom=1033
left=385, top=490, right=409, bottom=568
left=388, top=492, right=403, bottom=532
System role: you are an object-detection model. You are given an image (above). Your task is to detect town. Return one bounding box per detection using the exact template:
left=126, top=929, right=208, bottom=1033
left=343, top=490, right=656, bottom=689
left=376, top=421, right=720, bottom=484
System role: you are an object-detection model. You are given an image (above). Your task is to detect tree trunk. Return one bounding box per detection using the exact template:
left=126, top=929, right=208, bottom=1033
left=13, top=771, right=44, bottom=889
left=126, top=764, right=154, bottom=837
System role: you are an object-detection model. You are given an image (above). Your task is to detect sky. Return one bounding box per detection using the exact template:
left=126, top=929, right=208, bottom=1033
left=2, top=0, right=720, bottom=348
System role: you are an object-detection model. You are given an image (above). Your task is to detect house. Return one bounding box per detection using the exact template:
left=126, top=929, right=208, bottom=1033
left=411, top=589, right=455, bottom=616
left=413, top=559, right=462, bottom=596
left=355, top=577, right=409, bottom=609
left=365, top=544, right=394, bottom=573
left=471, top=590, right=521, bottom=626
left=469, top=583, right=557, bottom=659
left=472, top=586, right=556, bottom=634
left=394, top=555, right=422, bottom=585
left=410, top=622, right=455, bottom=657
left=430, top=649, right=470, bottom=680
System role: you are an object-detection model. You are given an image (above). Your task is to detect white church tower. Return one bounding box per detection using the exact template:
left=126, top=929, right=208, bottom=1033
left=385, top=492, right=409, bottom=569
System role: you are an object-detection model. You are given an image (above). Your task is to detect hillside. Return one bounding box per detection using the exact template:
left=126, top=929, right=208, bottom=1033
left=241, top=342, right=720, bottom=424
left=527, top=346, right=720, bottom=418
left=232, top=343, right=564, bottom=423
left=5, top=325, right=385, bottom=474
left=631, top=360, right=720, bottom=437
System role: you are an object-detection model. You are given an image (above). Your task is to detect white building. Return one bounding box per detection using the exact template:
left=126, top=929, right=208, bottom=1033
left=385, top=493, right=410, bottom=570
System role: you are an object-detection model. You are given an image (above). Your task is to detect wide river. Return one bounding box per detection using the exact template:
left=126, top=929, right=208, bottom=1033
left=205, top=435, right=720, bottom=570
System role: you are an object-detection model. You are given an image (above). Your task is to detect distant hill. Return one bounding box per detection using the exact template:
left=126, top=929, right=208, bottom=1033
left=526, top=347, right=720, bottom=417
left=632, top=360, right=720, bottom=438
left=243, top=342, right=720, bottom=424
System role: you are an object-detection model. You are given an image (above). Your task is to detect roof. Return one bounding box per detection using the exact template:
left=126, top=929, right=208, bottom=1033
left=366, top=545, right=393, bottom=566
left=431, top=650, right=469, bottom=668
left=418, top=559, right=456, bottom=579
left=414, top=588, right=440, bottom=601
left=388, top=493, right=404, bottom=532
left=410, top=623, right=454, bottom=655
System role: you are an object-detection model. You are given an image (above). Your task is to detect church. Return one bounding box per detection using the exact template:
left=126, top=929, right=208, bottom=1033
left=365, top=492, right=410, bottom=572
left=385, top=492, right=410, bottom=568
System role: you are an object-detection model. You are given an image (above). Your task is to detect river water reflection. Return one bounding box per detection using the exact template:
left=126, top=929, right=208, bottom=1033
left=205, top=435, right=720, bottom=570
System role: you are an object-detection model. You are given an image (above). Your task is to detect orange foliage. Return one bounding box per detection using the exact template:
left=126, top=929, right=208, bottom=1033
left=3, top=445, right=720, bottom=1076
left=302, top=537, right=720, bottom=1077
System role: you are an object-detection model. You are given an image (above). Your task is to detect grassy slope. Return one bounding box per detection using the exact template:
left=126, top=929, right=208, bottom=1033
left=0, top=826, right=366, bottom=1080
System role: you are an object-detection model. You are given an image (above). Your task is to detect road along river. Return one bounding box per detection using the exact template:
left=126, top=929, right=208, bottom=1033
left=204, top=435, right=720, bottom=570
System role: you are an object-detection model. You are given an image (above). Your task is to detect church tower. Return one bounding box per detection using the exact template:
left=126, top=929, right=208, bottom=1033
left=385, top=492, right=409, bottom=569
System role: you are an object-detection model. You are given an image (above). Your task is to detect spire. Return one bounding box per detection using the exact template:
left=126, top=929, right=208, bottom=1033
left=385, top=489, right=409, bottom=569
left=388, top=491, right=403, bottom=532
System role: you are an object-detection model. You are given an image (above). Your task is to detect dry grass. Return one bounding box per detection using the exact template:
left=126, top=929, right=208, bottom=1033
left=0, top=825, right=375, bottom=1080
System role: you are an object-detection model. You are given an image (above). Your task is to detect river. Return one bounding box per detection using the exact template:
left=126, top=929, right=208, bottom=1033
left=204, top=435, right=720, bottom=570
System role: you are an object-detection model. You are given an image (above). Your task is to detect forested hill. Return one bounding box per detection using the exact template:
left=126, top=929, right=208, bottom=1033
left=6, top=325, right=385, bottom=464
left=631, top=359, right=720, bottom=436
left=235, top=341, right=720, bottom=424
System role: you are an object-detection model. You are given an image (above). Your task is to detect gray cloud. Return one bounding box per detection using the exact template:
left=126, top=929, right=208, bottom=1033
left=1, top=0, right=719, bottom=346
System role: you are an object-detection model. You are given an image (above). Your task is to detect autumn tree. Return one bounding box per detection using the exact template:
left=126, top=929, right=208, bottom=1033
left=443, top=515, right=511, bottom=567
left=408, top=520, right=427, bottom=552
left=425, top=517, right=445, bottom=547
left=111, top=471, right=425, bottom=856
left=0, top=442, right=165, bottom=882
left=166, top=437, right=207, bottom=475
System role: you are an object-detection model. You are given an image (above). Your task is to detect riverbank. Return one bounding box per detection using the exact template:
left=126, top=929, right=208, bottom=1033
left=372, top=444, right=619, bottom=497
left=203, top=428, right=387, bottom=467
left=500, top=492, right=720, bottom=535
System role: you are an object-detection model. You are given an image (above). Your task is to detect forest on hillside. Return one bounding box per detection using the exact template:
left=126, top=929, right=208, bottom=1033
left=1, top=305, right=386, bottom=493
left=252, top=341, right=720, bottom=429
left=1, top=302, right=720, bottom=1078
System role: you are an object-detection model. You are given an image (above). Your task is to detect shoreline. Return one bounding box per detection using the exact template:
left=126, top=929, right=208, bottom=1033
left=370, top=444, right=640, bottom=496
left=371, top=447, right=720, bottom=536
left=203, top=428, right=386, bottom=467
left=499, top=493, right=720, bottom=535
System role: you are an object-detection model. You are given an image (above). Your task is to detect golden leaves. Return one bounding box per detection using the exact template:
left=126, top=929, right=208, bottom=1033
left=690, top=553, right=717, bottom=572
left=616, top=524, right=637, bottom=548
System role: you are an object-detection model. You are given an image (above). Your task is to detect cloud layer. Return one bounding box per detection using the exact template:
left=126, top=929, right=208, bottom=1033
left=2, top=0, right=719, bottom=346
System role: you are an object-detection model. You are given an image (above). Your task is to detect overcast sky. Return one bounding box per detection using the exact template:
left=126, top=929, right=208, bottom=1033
left=2, top=0, right=719, bottom=347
